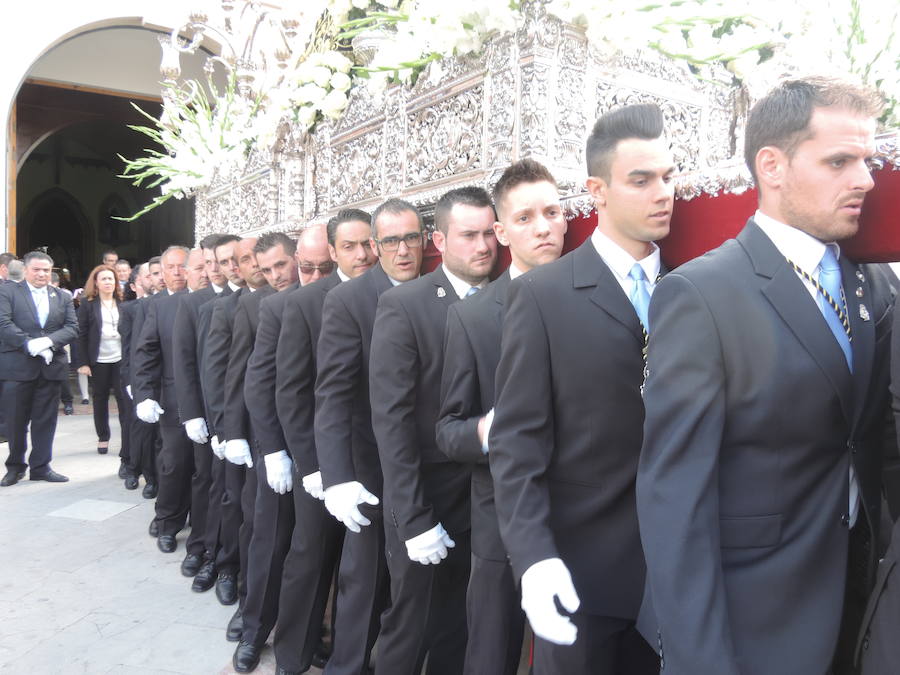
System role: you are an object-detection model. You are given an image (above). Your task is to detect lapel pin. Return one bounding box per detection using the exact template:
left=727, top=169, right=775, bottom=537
left=49, top=292, right=56, bottom=299
left=436, top=287, right=446, bottom=298
left=859, top=304, right=870, bottom=321
left=855, top=287, right=864, bottom=298
left=856, top=270, right=865, bottom=282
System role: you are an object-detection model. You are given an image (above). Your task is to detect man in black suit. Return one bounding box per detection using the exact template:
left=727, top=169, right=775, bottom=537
left=262, top=214, right=376, bottom=675
left=436, top=159, right=567, bottom=675
left=490, top=104, right=672, bottom=674
left=0, top=251, right=78, bottom=486
left=133, top=246, right=192, bottom=557
left=370, top=187, right=498, bottom=675
left=230, top=227, right=334, bottom=673
left=315, top=199, right=424, bottom=675
left=637, top=79, right=892, bottom=675
left=201, top=232, right=230, bottom=294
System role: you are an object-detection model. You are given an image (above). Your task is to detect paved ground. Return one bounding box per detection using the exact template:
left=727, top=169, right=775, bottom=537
left=0, top=408, right=291, bottom=675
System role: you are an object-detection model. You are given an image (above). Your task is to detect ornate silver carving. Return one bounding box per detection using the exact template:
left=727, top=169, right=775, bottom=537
left=331, top=129, right=383, bottom=206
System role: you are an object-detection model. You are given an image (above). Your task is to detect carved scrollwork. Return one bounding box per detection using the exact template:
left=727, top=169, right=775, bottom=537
left=331, top=130, right=383, bottom=206
left=521, top=63, right=550, bottom=157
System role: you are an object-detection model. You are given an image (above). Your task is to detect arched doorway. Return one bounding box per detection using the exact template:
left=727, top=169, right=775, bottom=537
left=18, top=187, right=89, bottom=286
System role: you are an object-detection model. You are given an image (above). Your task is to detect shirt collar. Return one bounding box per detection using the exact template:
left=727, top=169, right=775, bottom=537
left=508, top=263, right=525, bottom=281
left=227, top=280, right=242, bottom=293
left=590, top=227, right=660, bottom=284
left=337, top=268, right=350, bottom=283
left=211, top=282, right=224, bottom=294
left=754, top=210, right=837, bottom=276
left=441, top=264, right=487, bottom=299
left=26, top=282, right=46, bottom=294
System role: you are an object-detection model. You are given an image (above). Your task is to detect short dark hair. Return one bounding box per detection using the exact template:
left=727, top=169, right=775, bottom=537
left=148, top=256, right=162, bottom=267
left=200, top=233, right=226, bottom=250
left=433, top=187, right=495, bottom=234
left=586, top=103, right=665, bottom=181
left=327, top=209, right=371, bottom=245
left=254, top=231, right=297, bottom=257
left=372, top=198, right=423, bottom=239
left=493, top=160, right=558, bottom=220
left=115, top=258, right=131, bottom=267
left=101, top=249, right=118, bottom=260
left=744, top=77, right=883, bottom=184
left=0, top=252, right=16, bottom=267
left=213, top=234, right=242, bottom=257
left=23, top=251, right=53, bottom=267
left=129, top=266, right=142, bottom=284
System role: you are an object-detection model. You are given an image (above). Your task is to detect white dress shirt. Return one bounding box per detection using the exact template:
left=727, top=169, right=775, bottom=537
left=590, top=227, right=661, bottom=297
left=441, top=264, right=488, bottom=300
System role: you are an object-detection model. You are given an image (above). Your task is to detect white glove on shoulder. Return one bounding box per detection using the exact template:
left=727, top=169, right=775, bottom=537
left=302, top=471, right=324, bottom=500
left=323, top=481, right=379, bottom=533
left=27, top=337, right=53, bottom=356
left=520, top=557, right=580, bottom=645
left=210, top=435, right=226, bottom=460
left=39, top=348, right=53, bottom=365
left=136, top=399, right=164, bottom=424
left=264, top=450, right=293, bottom=494
left=405, top=522, right=455, bottom=565
left=224, top=438, right=253, bottom=467
left=184, top=417, right=209, bottom=444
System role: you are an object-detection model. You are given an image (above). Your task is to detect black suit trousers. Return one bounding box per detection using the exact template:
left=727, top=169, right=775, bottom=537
left=185, top=440, right=213, bottom=557
left=90, top=362, right=128, bottom=459
left=240, top=457, right=294, bottom=646
left=154, top=424, right=193, bottom=536
left=328, top=505, right=391, bottom=675
left=3, top=376, right=60, bottom=475
left=214, top=459, right=243, bottom=576
left=127, top=417, right=157, bottom=482
left=273, top=465, right=344, bottom=671
left=374, top=519, right=470, bottom=675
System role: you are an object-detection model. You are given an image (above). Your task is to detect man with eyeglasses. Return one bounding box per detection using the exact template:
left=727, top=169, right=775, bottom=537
left=315, top=198, right=425, bottom=675
left=369, top=186, right=498, bottom=674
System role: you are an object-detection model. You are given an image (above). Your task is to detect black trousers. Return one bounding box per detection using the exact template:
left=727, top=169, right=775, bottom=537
left=2, top=376, right=61, bottom=476
left=215, top=460, right=244, bottom=577
left=273, top=464, right=344, bottom=671
left=90, top=361, right=128, bottom=457
left=532, top=613, right=659, bottom=675
left=326, top=505, right=391, bottom=675
left=240, top=455, right=295, bottom=646
left=463, top=553, right=525, bottom=675
left=128, top=417, right=158, bottom=482
left=154, top=423, right=193, bottom=537
left=59, top=372, right=73, bottom=405
left=117, top=380, right=134, bottom=465
left=185, top=440, right=213, bottom=557
left=374, top=519, right=470, bottom=675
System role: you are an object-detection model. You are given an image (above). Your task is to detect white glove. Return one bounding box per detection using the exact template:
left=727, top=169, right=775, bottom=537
left=264, top=450, right=293, bottom=494
left=136, top=399, right=165, bottom=424
left=27, top=337, right=53, bottom=356
left=210, top=435, right=226, bottom=460
left=224, top=438, right=253, bottom=467
left=39, top=348, right=53, bottom=365
left=520, top=558, right=580, bottom=645
left=184, top=417, right=209, bottom=444
left=323, top=481, right=380, bottom=533
left=126, top=385, right=132, bottom=399
left=302, top=471, right=324, bottom=500
left=405, top=523, right=455, bottom=565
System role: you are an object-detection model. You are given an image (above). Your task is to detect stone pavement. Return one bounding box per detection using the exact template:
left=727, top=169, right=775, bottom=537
left=0, top=410, right=306, bottom=675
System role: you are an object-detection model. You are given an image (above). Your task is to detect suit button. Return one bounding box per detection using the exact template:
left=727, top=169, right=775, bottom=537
left=841, top=514, right=850, bottom=527
left=847, top=440, right=856, bottom=454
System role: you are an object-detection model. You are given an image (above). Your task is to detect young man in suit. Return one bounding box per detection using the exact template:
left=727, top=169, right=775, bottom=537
left=436, top=159, right=567, bottom=675
left=370, top=187, right=498, bottom=675
left=315, top=199, right=424, bottom=675
left=490, top=104, right=673, bottom=674
left=637, top=78, right=892, bottom=675
left=0, top=251, right=78, bottom=486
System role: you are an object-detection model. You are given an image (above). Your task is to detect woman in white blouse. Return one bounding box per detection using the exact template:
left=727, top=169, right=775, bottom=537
left=75, top=265, right=129, bottom=474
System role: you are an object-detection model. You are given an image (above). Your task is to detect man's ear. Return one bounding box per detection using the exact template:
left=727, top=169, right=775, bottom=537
left=586, top=175, right=608, bottom=208
left=755, top=146, right=786, bottom=191
left=493, top=221, right=509, bottom=247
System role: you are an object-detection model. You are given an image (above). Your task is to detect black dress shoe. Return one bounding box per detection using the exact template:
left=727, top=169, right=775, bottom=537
left=226, top=608, right=243, bottom=642
left=30, top=469, right=69, bottom=483
left=117, top=460, right=127, bottom=477
left=81, top=398, right=89, bottom=405
left=148, top=519, right=159, bottom=538
left=191, top=559, right=216, bottom=592
left=276, top=667, right=301, bottom=675
left=157, top=535, right=177, bottom=553
left=181, top=552, right=203, bottom=577
left=142, top=482, right=158, bottom=499
left=233, top=640, right=262, bottom=673
left=63, top=402, right=74, bottom=415
left=215, top=572, right=238, bottom=605
left=124, top=475, right=139, bottom=490
left=311, top=647, right=330, bottom=669
left=1, top=470, right=25, bottom=487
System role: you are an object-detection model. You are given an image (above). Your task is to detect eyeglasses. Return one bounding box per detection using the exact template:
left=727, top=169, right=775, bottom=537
left=299, top=261, right=335, bottom=275
left=374, top=232, right=425, bottom=252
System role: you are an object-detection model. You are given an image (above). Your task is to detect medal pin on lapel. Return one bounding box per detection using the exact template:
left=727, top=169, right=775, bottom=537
left=436, top=287, right=446, bottom=298
left=859, top=304, right=870, bottom=321
left=855, top=287, right=864, bottom=298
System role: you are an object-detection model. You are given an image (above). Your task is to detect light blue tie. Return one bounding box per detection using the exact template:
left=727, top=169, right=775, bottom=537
left=818, top=248, right=852, bottom=371
left=35, top=289, right=48, bottom=328
left=628, top=264, right=651, bottom=330
left=465, top=286, right=479, bottom=298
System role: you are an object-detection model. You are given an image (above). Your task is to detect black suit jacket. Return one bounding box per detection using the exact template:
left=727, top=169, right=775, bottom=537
left=0, top=281, right=78, bottom=381
left=489, top=240, right=648, bottom=620
left=173, top=286, right=218, bottom=424
left=636, top=220, right=893, bottom=675
left=370, top=266, right=472, bottom=541
left=133, top=291, right=188, bottom=427
left=315, top=263, right=392, bottom=494
left=75, top=297, right=123, bottom=368
left=271, top=275, right=341, bottom=475
left=204, top=288, right=246, bottom=438
left=244, top=281, right=300, bottom=456
left=117, top=297, right=149, bottom=391
left=223, top=285, right=276, bottom=443
left=437, top=271, right=510, bottom=560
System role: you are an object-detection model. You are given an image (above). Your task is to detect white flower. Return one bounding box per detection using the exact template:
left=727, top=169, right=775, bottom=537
left=294, top=83, right=329, bottom=105
left=296, top=104, right=318, bottom=130
left=312, top=65, right=334, bottom=88
left=320, top=89, right=349, bottom=118
left=330, top=71, right=352, bottom=92
left=318, top=50, right=354, bottom=74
